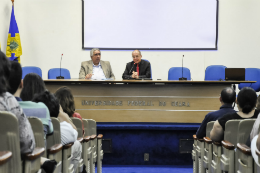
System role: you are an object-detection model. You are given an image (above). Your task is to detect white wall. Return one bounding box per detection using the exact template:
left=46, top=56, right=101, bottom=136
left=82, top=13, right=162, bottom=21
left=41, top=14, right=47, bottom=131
left=1, top=0, right=260, bottom=81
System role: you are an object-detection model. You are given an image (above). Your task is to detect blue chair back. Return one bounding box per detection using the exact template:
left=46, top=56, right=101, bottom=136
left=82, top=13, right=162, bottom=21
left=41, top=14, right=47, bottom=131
left=238, top=68, right=260, bottom=92
left=142, top=59, right=152, bottom=78
left=22, top=66, right=42, bottom=79
left=168, top=67, right=191, bottom=80
left=205, top=65, right=226, bottom=81
left=48, top=68, right=71, bottom=79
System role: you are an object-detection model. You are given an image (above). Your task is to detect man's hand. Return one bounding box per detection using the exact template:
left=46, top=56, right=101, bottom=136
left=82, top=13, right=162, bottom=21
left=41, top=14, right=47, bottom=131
left=85, top=74, right=93, bottom=79
left=131, top=71, right=139, bottom=79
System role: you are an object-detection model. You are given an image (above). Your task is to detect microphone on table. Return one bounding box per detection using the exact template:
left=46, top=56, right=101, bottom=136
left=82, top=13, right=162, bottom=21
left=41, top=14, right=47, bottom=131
left=179, top=55, right=187, bottom=81
left=56, top=54, right=64, bottom=79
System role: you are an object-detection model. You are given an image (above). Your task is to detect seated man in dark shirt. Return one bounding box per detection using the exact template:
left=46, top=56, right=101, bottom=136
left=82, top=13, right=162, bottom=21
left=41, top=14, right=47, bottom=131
left=122, top=50, right=151, bottom=79
left=210, top=87, right=259, bottom=142
left=196, top=87, right=236, bottom=139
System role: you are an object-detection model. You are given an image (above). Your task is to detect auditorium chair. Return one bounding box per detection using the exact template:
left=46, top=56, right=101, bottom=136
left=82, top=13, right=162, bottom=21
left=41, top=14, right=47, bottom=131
left=0, top=111, right=45, bottom=173
left=196, top=121, right=215, bottom=173
left=192, top=135, right=198, bottom=173
left=254, top=138, right=260, bottom=173
left=201, top=121, right=214, bottom=173
left=85, top=119, right=98, bottom=173
left=29, top=117, right=62, bottom=173
left=71, top=117, right=84, bottom=173
left=82, top=119, right=92, bottom=173
left=235, top=119, right=256, bottom=173
left=238, top=68, right=260, bottom=92
left=51, top=117, right=74, bottom=173
left=48, top=68, right=71, bottom=79
left=71, top=117, right=83, bottom=138
left=204, top=65, right=226, bottom=81
left=220, top=120, right=240, bottom=173
left=0, top=150, right=12, bottom=173
left=22, top=66, right=42, bottom=79
left=168, top=67, right=191, bottom=80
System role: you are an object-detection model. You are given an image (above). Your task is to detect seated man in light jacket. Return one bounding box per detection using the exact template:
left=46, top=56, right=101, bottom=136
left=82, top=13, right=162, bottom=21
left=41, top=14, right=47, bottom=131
left=79, top=48, right=115, bottom=80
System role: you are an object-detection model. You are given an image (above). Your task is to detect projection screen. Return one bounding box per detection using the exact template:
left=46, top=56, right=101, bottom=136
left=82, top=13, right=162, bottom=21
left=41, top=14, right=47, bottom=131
left=83, top=0, right=218, bottom=50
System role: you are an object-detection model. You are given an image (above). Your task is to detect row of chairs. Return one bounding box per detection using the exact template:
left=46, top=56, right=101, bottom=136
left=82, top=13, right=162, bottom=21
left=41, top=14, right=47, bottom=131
left=22, top=67, right=71, bottom=79
left=192, top=119, right=259, bottom=173
left=0, top=111, right=103, bottom=173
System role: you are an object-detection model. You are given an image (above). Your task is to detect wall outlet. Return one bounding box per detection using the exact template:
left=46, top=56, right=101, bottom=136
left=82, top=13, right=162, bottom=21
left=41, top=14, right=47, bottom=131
left=144, top=153, right=149, bottom=161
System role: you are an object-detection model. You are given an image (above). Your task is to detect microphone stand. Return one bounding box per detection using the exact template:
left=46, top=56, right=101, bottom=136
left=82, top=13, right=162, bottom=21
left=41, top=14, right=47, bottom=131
left=56, top=54, right=64, bottom=79
left=179, top=55, right=187, bottom=80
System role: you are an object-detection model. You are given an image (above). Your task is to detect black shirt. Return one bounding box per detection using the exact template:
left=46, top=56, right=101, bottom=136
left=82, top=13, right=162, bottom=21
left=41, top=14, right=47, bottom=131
left=218, top=109, right=259, bottom=131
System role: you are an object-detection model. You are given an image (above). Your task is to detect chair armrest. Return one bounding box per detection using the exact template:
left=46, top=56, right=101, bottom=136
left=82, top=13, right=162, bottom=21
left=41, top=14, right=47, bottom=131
left=237, top=143, right=251, bottom=155
left=221, top=140, right=235, bottom=150
left=0, top=151, right=12, bottom=166
left=97, top=134, right=103, bottom=139
left=23, top=147, right=45, bottom=161
left=213, top=141, right=221, bottom=146
left=63, top=143, right=74, bottom=150
left=193, top=135, right=197, bottom=140
left=256, top=148, right=260, bottom=157
left=90, top=135, right=97, bottom=140
left=203, top=137, right=212, bottom=144
left=77, top=137, right=84, bottom=143
left=48, top=144, right=63, bottom=154
left=198, top=138, right=204, bottom=142
left=84, top=136, right=91, bottom=142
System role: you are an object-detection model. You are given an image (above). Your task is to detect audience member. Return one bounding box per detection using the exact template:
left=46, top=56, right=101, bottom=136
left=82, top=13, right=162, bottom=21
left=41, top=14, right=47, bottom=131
left=0, top=51, right=35, bottom=154
left=8, top=62, right=53, bottom=140
left=20, top=73, right=45, bottom=101
left=196, top=87, right=236, bottom=139
left=249, top=95, right=260, bottom=148
left=210, top=87, right=259, bottom=142
left=32, top=91, right=82, bottom=171
left=54, top=86, right=84, bottom=135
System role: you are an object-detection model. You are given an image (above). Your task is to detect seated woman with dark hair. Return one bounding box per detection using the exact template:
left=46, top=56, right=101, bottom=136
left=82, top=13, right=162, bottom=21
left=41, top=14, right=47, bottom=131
left=54, top=86, right=84, bottom=134
left=20, top=73, right=46, bottom=101
left=210, top=87, right=259, bottom=142
left=0, top=51, right=35, bottom=154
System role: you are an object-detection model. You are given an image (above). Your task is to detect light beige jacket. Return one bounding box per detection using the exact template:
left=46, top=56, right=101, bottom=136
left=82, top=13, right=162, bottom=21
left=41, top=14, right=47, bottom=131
left=79, top=60, right=115, bottom=79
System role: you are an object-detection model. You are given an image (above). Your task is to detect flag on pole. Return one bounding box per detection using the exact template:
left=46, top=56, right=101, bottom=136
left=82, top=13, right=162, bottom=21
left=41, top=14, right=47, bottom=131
left=6, top=5, right=22, bottom=63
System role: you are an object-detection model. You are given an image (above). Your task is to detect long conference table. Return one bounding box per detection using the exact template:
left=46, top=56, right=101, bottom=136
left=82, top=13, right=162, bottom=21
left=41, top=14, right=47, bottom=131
left=44, top=80, right=254, bottom=123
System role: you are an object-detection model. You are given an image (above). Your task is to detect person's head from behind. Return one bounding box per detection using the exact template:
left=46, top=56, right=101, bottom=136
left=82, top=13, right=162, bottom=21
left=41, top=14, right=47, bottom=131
left=237, top=87, right=257, bottom=113
left=20, top=73, right=45, bottom=101
left=8, top=61, right=22, bottom=95
left=0, top=51, right=11, bottom=96
left=32, top=91, right=59, bottom=118
left=220, top=87, right=236, bottom=105
left=54, top=86, right=75, bottom=117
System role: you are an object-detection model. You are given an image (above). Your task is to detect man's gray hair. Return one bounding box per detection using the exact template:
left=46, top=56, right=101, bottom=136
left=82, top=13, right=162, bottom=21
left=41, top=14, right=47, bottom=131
left=90, top=48, right=100, bottom=57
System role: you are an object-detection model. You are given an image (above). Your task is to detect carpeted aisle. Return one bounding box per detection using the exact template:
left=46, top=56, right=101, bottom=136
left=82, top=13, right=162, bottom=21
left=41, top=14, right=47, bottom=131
left=97, top=165, right=193, bottom=173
